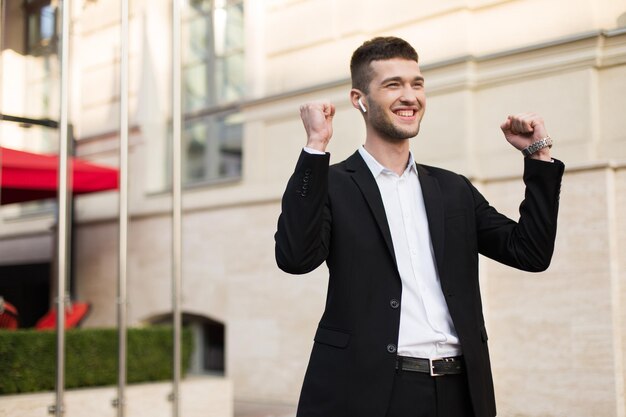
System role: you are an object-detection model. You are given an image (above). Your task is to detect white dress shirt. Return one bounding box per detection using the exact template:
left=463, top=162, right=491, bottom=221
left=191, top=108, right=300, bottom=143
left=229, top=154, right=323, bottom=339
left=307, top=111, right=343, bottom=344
left=304, top=146, right=462, bottom=359
left=357, top=147, right=461, bottom=359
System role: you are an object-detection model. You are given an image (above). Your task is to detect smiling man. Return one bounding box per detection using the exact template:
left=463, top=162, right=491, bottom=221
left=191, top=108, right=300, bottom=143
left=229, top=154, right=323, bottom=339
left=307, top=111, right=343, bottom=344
left=275, top=37, right=564, bottom=417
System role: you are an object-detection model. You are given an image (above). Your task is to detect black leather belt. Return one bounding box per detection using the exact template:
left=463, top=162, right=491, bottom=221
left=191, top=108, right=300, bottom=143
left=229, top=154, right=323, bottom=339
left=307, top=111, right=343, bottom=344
left=395, top=355, right=464, bottom=376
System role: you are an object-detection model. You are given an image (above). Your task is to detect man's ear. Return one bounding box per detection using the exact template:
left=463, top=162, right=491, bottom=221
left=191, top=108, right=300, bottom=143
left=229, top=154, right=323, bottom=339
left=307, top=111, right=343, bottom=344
left=350, top=89, right=367, bottom=113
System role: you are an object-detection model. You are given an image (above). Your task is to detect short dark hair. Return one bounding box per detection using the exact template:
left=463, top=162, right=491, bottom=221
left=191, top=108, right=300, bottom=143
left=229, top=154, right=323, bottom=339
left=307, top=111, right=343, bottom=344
left=350, top=37, right=419, bottom=93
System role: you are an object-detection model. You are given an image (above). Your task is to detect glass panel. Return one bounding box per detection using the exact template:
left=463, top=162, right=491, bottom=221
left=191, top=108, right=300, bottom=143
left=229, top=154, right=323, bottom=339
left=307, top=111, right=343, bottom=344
left=177, top=0, right=244, bottom=186
left=182, top=0, right=244, bottom=108
left=218, top=112, right=243, bottom=179
left=183, top=112, right=242, bottom=184
left=26, top=2, right=57, bottom=56
left=184, top=122, right=208, bottom=181
left=27, top=14, right=39, bottom=51
left=213, top=0, right=243, bottom=57
left=215, top=53, right=244, bottom=103
left=222, top=1, right=244, bottom=54
left=185, top=0, right=213, bottom=18
left=40, top=6, right=56, bottom=42
left=184, top=63, right=211, bottom=112
left=183, top=13, right=213, bottom=65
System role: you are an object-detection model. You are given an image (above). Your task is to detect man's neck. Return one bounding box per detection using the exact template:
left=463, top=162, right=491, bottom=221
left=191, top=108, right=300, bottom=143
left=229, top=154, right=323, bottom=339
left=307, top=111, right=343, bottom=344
left=363, top=135, right=412, bottom=176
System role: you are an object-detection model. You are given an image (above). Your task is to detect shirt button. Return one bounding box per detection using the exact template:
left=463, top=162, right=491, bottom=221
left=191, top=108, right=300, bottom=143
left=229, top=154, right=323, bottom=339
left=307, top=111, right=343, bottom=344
left=390, top=299, right=400, bottom=309
left=386, top=344, right=397, bottom=354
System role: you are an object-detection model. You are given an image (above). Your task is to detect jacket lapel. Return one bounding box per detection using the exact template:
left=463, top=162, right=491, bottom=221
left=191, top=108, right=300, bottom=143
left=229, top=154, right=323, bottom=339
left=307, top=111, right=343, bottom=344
left=345, top=151, right=397, bottom=267
left=417, top=164, right=445, bottom=275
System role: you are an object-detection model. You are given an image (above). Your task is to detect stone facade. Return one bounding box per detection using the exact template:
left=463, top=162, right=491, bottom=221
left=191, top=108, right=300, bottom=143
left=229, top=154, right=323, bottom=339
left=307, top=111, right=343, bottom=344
left=2, top=0, right=626, bottom=415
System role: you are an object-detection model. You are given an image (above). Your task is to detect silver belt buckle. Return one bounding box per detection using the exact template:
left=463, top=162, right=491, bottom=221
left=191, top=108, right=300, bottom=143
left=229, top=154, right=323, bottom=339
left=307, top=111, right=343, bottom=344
left=429, top=357, right=443, bottom=377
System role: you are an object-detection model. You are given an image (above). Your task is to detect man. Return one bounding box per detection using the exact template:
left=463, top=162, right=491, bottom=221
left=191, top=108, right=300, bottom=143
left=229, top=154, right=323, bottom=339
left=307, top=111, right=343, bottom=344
left=275, top=37, right=563, bottom=417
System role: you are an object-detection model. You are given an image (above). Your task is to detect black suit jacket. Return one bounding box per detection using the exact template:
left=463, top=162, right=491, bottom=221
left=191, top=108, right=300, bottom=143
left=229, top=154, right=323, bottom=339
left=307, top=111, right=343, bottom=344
left=275, top=150, right=564, bottom=417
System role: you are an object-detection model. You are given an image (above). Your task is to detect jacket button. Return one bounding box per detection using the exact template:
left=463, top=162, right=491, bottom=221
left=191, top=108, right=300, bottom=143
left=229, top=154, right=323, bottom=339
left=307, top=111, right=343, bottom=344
left=386, top=344, right=397, bottom=354
left=390, top=299, right=400, bottom=309
left=304, top=169, right=312, bottom=175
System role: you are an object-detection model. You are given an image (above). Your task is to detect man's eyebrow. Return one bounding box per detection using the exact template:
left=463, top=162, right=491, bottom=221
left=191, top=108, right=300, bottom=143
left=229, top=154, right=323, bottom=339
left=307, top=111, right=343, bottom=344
left=380, top=76, right=425, bottom=84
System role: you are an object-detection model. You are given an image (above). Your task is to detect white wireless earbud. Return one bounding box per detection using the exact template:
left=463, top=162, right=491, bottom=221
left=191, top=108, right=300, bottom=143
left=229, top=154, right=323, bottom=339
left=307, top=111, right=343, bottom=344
left=358, top=97, right=367, bottom=113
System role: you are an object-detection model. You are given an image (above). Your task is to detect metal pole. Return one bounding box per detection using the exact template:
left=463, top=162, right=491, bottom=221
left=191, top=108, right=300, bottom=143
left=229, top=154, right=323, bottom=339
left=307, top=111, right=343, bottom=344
left=52, top=0, right=71, bottom=415
left=1, top=0, right=6, bottom=207
left=171, top=0, right=183, bottom=416
left=115, top=0, right=129, bottom=416
left=0, top=0, right=5, bottom=114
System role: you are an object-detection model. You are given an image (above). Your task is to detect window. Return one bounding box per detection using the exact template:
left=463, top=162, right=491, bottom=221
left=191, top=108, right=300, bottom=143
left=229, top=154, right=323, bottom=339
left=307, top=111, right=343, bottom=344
left=184, top=112, right=243, bottom=182
left=25, top=0, right=58, bottom=57
left=145, top=312, right=225, bottom=375
left=181, top=0, right=244, bottom=185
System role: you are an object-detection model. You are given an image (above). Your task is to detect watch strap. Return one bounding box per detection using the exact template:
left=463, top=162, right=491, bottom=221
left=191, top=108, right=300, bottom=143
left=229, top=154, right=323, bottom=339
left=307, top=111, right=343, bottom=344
left=521, top=136, right=552, bottom=157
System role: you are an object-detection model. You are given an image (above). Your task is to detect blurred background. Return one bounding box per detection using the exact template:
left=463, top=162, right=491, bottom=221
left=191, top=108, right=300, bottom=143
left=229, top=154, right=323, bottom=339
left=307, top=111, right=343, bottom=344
left=1, top=0, right=626, bottom=416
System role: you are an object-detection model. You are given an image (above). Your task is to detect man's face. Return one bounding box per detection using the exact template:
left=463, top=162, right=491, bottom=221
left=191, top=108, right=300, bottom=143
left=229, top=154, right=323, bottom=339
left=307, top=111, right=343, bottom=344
left=364, top=58, right=426, bottom=141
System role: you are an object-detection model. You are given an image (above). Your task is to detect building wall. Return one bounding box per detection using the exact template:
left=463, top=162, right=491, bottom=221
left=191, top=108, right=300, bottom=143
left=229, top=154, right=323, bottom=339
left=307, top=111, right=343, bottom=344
left=482, top=165, right=626, bottom=416
left=72, top=164, right=626, bottom=415
left=2, top=0, right=626, bottom=415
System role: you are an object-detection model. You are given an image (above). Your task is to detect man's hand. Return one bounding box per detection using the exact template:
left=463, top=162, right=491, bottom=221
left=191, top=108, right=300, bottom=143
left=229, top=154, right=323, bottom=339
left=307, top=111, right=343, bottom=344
left=500, top=113, right=552, bottom=161
left=300, top=102, right=336, bottom=152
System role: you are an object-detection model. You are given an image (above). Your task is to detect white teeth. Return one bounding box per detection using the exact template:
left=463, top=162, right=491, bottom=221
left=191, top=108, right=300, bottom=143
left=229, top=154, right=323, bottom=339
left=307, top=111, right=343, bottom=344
left=396, top=110, right=414, bottom=117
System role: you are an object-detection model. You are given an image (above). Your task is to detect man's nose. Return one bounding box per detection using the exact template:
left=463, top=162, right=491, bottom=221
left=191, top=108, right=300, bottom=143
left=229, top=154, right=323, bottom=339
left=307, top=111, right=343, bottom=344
left=399, top=90, right=417, bottom=103
left=399, top=85, right=418, bottom=102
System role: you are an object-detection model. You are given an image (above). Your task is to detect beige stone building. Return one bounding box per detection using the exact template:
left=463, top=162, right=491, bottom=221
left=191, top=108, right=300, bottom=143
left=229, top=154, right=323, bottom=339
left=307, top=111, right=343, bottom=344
left=1, top=0, right=626, bottom=416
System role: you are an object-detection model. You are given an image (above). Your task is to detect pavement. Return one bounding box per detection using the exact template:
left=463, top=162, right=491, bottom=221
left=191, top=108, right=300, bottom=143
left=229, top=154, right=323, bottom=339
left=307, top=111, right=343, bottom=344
left=234, top=401, right=297, bottom=417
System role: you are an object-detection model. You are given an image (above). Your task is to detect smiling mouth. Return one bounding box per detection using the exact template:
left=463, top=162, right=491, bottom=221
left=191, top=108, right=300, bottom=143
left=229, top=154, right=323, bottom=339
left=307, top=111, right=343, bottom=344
left=394, top=109, right=416, bottom=117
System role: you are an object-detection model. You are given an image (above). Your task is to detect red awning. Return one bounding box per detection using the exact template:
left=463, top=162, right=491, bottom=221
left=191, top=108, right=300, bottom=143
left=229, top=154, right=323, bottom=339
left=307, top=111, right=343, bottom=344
left=0, top=147, right=119, bottom=205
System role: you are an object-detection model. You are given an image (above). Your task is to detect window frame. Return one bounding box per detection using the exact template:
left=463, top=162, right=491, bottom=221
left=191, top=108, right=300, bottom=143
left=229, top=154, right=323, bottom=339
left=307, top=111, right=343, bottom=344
left=179, top=0, right=245, bottom=187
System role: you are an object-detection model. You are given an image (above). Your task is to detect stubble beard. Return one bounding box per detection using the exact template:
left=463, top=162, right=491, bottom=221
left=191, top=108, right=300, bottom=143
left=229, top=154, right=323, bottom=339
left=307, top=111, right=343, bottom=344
left=368, top=100, right=422, bottom=142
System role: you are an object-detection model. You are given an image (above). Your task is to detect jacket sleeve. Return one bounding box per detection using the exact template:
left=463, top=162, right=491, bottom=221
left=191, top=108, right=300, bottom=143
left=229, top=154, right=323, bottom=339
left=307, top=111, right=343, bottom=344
left=275, top=150, right=332, bottom=274
left=468, top=158, right=565, bottom=272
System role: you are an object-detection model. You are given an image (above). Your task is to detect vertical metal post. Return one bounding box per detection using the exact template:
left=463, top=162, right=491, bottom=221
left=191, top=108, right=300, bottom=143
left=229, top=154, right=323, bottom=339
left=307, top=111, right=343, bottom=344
left=115, top=0, right=130, bottom=416
left=52, top=0, right=71, bottom=416
left=0, top=2, right=4, bottom=186
left=0, top=0, right=5, bottom=116
left=171, top=0, right=183, bottom=416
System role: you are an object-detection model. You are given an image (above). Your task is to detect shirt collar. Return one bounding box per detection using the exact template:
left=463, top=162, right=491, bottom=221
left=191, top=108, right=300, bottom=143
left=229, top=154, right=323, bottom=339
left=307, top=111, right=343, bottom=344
left=358, top=145, right=417, bottom=178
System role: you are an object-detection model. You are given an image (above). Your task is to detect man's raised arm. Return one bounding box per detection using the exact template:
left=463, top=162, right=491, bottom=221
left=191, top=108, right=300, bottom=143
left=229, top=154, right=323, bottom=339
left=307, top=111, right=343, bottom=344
left=274, top=102, right=336, bottom=274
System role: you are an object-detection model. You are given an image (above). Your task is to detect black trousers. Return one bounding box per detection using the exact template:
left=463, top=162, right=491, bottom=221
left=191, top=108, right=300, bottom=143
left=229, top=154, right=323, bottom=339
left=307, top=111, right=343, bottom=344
left=385, top=368, right=475, bottom=417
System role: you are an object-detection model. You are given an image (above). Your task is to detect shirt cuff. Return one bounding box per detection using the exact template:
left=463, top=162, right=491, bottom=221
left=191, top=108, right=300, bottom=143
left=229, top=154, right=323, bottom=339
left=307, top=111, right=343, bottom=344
left=303, top=146, right=327, bottom=155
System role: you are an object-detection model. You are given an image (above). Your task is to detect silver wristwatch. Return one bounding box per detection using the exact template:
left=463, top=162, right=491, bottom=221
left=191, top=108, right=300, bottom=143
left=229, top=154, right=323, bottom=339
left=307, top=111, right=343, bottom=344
left=521, top=136, right=552, bottom=157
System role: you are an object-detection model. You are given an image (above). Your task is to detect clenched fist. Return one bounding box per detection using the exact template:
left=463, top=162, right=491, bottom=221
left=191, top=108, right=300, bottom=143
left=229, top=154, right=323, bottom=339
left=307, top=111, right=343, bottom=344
left=500, top=113, right=552, bottom=161
left=300, top=102, right=336, bottom=152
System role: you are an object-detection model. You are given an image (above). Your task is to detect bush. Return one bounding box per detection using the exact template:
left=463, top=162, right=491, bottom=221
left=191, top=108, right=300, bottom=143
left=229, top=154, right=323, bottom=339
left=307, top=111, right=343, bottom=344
left=0, top=326, right=193, bottom=394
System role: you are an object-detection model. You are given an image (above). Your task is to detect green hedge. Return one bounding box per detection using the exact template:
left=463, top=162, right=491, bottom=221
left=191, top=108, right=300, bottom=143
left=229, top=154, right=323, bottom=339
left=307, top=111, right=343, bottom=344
left=0, top=326, right=192, bottom=395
